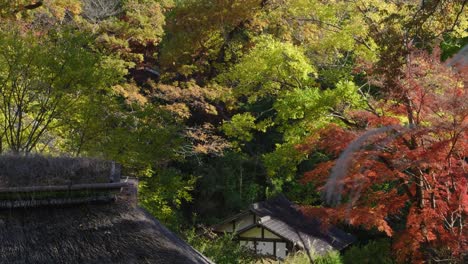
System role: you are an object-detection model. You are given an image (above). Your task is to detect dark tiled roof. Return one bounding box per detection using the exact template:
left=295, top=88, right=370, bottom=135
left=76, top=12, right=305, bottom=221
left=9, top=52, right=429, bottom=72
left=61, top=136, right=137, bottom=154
left=212, top=210, right=250, bottom=229
left=0, top=180, right=213, bottom=264
left=250, top=195, right=355, bottom=254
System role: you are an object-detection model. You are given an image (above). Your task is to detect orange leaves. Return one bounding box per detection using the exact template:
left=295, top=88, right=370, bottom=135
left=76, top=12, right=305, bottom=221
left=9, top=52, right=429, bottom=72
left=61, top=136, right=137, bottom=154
left=462, top=186, right=468, bottom=214
left=342, top=206, right=394, bottom=236
left=301, top=205, right=394, bottom=236
left=299, top=206, right=332, bottom=226
left=301, top=160, right=335, bottom=184
left=364, top=170, right=378, bottom=178
left=299, top=124, right=356, bottom=157
left=348, top=110, right=401, bottom=127
left=393, top=232, right=425, bottom=263
left=298, top=49, right=467, bottom=262
left=376, top=220, right=393, bottom=237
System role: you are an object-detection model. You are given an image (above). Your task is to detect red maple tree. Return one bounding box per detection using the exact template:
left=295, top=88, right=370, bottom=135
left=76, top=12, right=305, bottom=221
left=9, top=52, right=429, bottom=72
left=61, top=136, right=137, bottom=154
left=299, top=50, right=467, bottom=263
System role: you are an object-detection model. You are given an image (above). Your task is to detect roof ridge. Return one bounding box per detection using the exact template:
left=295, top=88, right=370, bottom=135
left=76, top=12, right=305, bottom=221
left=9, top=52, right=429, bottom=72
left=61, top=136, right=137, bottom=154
left=259, top=215, right=271, bottom=222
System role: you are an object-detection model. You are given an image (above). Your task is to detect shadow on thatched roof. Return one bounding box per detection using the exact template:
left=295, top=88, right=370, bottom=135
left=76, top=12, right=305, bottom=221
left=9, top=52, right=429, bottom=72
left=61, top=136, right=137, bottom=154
left=0, top=155, right=213, bottom=264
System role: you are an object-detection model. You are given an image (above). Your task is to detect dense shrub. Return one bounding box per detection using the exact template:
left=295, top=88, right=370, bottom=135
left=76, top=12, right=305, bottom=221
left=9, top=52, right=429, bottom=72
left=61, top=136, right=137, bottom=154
left=273, top=240, right=393, bottom=264
left=283, top=250, right=343, bottom=264
left=342, top=239, right=394, bottom=264
left=185, top=230, right=256, bottom=264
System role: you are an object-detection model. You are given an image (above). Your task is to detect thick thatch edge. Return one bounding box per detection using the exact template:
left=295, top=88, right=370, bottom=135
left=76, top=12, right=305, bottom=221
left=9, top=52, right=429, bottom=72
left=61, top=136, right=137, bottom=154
left=0, top=155, right=122, bottom=187
left=138, top=208, right=215, bottom=264
left=0, top=194, right=116, bottom=208
left=0, top=182, right=128, bottom=193
left=0, top=182, right=129, bottom=209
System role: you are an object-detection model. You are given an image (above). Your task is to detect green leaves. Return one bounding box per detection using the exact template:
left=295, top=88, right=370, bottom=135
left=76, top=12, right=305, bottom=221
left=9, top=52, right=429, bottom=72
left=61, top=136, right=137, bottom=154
left=222, top=113, right=257, bottom=142
left=220, top=35, right=316, bottom=103
left=342, top=239, right=394, bottom=264
left=216, top=28, right=366, bottom=189
left=185, top=229, right=255, bottom=264
left=275, top=88, right=321, bottom=121
left=79, top=103, right=184, bottom=176
left=0, top=27, right=119, bottom=153
left=159, top=0, right=261, bottom=76
left=139, top=168, right=197, bottom=229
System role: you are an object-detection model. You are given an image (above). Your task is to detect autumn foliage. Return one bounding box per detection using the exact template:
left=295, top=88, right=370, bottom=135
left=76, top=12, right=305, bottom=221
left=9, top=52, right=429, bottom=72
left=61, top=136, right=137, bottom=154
left=300, top=51, right=467, bottom=263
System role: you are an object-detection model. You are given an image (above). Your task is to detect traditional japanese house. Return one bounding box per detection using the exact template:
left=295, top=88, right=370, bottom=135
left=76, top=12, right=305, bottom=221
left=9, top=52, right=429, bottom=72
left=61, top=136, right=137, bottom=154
left=212, top=195, right=355, bottom=259
left=0, top=155, right=213, bottom=264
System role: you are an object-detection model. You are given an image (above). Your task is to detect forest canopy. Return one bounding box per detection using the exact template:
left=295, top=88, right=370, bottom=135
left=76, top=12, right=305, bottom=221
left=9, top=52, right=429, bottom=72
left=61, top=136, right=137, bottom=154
left=0, top=0, right=466, bottom=263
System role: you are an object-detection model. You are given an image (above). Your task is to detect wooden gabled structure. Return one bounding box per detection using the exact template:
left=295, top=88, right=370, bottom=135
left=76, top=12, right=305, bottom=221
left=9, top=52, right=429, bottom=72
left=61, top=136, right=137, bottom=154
left=212, top=195, right=355, bottom=259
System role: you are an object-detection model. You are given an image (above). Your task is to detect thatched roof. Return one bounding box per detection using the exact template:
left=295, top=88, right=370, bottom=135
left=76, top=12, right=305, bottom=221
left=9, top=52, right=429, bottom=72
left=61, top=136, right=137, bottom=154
left=0, top=155, right=119, bottom=187
left=0, top=155, right=124, bottom=208
left=0, top=161, right=213, bottom=264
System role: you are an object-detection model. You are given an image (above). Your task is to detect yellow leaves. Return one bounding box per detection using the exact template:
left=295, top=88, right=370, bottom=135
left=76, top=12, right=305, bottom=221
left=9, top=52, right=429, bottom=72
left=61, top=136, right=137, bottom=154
left=185, top=123, right=231, bottom=156
left=152, top=82, right=222, bottom=121
left=124, top=0, right=165, bottom=42
left=0, top=0, right=81, bottom=21
left=160, top=0, right=262, bottom=70
left=45, top=0, right=82, bottom=19
left=163, top=103, right=191, bottom=120
left=179, top=65, right=199, bottom=77
left=113, top=83, right=148, bottom=106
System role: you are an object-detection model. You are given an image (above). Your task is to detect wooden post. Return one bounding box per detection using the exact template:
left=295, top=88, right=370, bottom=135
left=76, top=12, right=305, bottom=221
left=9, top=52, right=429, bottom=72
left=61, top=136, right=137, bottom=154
left=110, top=161, right=122, bottom=183
left=273, top=241, right=276, bottom=258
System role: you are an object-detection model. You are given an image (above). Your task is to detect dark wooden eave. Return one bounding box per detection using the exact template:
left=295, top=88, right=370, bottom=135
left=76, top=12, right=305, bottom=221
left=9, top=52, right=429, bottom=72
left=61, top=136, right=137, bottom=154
left=210, top=210, right=251, bottom=230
